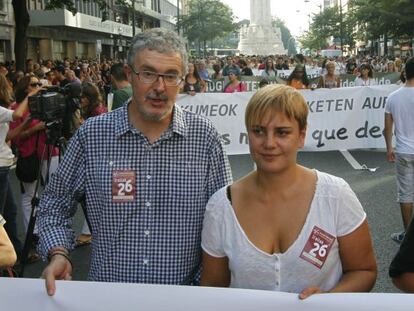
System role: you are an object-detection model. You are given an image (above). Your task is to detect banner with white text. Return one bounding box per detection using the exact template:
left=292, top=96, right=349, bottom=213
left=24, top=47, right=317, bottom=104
left=177, top=85, right=400, bottom=155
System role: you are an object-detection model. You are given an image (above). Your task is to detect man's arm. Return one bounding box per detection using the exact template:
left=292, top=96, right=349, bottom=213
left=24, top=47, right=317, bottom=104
left=383, top=112, right=395, bottom=162
left=37, top=126, right=86, bottom=295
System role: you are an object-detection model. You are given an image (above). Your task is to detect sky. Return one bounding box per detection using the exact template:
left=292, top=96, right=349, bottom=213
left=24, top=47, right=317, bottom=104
left=220, top=0, right=323, bottom=37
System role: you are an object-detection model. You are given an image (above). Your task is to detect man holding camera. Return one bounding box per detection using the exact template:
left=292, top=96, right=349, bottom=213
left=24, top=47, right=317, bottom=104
left=37, top=28, right=232, bottom=295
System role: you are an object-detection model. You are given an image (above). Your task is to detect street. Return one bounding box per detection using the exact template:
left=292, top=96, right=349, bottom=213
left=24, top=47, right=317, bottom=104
left=12, top=149, right=402, bottom=293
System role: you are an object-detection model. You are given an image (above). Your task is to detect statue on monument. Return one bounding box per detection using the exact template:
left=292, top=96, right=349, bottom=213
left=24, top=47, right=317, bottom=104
left=238, top=0, right=287, bottom=55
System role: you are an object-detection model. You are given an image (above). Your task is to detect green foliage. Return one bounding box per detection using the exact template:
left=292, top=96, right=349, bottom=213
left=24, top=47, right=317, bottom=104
left=272, top=18, right=297, bottom=55
left=348, top=0, right=414, bottom=39
left=178, top=0, right=236, bottom=47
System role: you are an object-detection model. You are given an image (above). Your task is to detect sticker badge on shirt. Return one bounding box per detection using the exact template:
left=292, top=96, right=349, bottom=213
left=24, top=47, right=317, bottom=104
left=112, top=170, right=136, bottom=203
left=299, top=226, right=336, bottom=269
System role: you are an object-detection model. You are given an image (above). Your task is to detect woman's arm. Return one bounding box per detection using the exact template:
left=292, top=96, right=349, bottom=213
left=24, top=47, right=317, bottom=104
left=6, top=116, right=31, bottom=141
left=300, top=220, right=377, bottom=299
left=12, top=88, right=43, bottom=120
left=200, top=251, right=231, bottom=287
left=0, top=225, right=17, bottom=268
left=19, top=121, right=46, bottom=140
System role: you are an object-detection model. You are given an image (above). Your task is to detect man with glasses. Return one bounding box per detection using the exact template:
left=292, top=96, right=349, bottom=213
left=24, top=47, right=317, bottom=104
left=37, top=28, right=232, bottom=295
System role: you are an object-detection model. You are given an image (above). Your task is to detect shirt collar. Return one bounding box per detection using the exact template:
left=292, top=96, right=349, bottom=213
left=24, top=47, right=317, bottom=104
left=114, top=100, right=187, bottom=138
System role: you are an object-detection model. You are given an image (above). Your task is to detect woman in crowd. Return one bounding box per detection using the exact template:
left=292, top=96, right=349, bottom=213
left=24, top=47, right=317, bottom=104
left=200, top=84, right=377, bottom=298
left=317, top=61, right=340, bottom=89
left=354, top=64, right=377, bottom=86
left=0, top=214, right=16, bottom=268
left=10, top=75, right=60, bottom=261
left=75, top=82, right=108, bottom=246
left=0, top=73, right=36, bottom=262
left=386, top=61, right=396, bottom=73
left=261, top=58, right=277, bottom=79
left=286, top=64, right=310, bottom=89
left=183, top=62, right=206, bottom=96
left=224, top=70, right=247, bottom=93
left=211, top=63, right=223, bottom=80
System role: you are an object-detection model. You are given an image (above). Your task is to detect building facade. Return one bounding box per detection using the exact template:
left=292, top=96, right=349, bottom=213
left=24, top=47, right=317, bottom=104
left=0, top=0, right=13, bottom=62
left=3, top=0, right=181, bottom=62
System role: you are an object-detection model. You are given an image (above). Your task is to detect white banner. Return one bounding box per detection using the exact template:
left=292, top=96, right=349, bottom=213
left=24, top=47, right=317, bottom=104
left=177, top=85, right=400, bottom=155
left=1, top=278, right=413, bottom=311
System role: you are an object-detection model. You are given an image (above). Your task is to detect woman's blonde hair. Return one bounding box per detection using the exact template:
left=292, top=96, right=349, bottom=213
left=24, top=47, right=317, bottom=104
left=245, top=84, right=308, bottom=131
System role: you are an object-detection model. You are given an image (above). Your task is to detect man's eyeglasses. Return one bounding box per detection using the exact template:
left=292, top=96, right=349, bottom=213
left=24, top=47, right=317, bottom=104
left=30, top=82, right=42, bottom=87
left=129, top=66, right=182, bottom=86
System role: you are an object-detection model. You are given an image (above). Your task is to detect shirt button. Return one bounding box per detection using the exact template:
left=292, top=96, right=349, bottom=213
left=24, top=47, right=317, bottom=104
left=143, top=259, right=149, bottom=265
left=145, top=202, right=151, bottom=207
left=146, top=175, right=151, bottom=180
left=144, top=230, right=150, bottom=236
left=275, top=268, right=279, bottom=272
left=276, top=281, right=279, bottom=286
left=109, top=161, right=113, bottom=166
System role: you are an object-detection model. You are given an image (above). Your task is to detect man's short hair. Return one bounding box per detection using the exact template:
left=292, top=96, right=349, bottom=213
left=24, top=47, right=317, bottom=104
left=127, top=28, right=188, bottom=76
left=405, top=57, right=414, bottom=80
left=110, top=63, right=128, bottom=81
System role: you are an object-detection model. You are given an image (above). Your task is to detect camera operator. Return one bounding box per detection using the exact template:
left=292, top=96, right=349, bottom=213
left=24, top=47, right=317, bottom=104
left=10, top=75, right=60, bottom=262
left=0, top=73, right=36, bottom=261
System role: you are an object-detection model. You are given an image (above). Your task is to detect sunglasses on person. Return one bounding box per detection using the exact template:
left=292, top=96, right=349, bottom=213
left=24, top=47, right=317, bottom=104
left=30, top=82, right=42, bottom=87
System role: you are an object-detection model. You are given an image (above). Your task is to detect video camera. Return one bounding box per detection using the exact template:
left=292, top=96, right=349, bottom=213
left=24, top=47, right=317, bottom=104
left=28, top=84, right=81, bottom=122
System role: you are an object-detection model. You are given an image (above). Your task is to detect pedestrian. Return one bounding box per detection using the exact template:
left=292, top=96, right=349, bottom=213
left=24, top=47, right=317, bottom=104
left=110, top=63, right=133, bottom=111
left=0, top=214, right=17, bottom=268
left=38, top=28, right=232, bottom=296
left=200, top=84, right=377, bottom=298
left=383, top=57, right=414, bottom=244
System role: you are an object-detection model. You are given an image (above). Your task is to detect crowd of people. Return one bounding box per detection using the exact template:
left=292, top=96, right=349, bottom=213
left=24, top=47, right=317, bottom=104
left=0, top=28, right=413, bottom=300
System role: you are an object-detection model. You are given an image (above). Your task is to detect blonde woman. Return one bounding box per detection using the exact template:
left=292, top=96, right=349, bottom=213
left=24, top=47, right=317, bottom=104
left=201, top=85, right=377, bottom=298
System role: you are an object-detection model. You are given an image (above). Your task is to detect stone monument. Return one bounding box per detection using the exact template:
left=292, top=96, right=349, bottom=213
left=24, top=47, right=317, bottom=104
left=238, top=0, right=287, bottom=55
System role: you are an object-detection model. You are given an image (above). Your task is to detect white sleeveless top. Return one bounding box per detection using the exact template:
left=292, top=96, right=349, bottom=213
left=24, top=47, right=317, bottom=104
left=201, top=170, right=366, bottom=293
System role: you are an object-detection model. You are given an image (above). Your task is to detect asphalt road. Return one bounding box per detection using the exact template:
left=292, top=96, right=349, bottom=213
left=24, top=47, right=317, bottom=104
left=10, top=149, right=403, bottom=293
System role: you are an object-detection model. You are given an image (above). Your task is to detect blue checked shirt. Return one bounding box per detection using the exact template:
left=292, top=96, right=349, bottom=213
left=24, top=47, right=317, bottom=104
left=37, top=102, right=232, bottom=284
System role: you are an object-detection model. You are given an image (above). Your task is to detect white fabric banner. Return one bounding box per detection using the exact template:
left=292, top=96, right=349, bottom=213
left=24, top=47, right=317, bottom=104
left=177, top=85, right=400, bottom=155
left=1, top=278, right=413, bottom=311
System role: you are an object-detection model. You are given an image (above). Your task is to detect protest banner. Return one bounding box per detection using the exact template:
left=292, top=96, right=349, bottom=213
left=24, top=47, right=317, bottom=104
left=206, top=73, right=401, bottom=93
left=2, top=278, right=413, bottom=311
left=178, top=85, right=400, bottom=155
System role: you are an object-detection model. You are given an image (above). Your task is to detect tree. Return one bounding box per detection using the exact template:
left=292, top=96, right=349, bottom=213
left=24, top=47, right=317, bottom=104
left=298, top=6, right=355, bottom=53
left=178, top=0, right=236, bottom=57
left=349, top=0, right=414, bottom=54
left=272, top=18, right=297, bottom=55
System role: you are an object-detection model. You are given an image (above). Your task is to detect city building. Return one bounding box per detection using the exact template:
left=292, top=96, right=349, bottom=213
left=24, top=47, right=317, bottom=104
left=0, top=0, right=13, bottom=62
left=4, top=0, right=181, bottom=62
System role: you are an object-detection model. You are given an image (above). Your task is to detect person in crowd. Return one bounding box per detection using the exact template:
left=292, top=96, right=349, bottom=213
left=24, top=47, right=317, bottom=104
left=389, top=219, right=414, bottom=293
left=197, top=61, right=210, bottom=81
left=46, top=70, right=55, bottom=86
left=0, top=214, right=17, bottom=268
left=34, top=69, right=50, bottom=87
left=286, top=64, right=310, bottom=89
left=53, top=65, right=68, bottom=87
left=398, top=68, right=406, bottom=85
left=261, top=58, right=277, bottom=79
left=346, top=58, right=357, bottom=74
left=211, top=63, right=223, bottom=80
left=38, top=28, right=232, bottom=296
left=110, top=63, right=133, bottom=110
left=222, top=56, right=240, bottom=76
left=383, top=57, right=414, bottom=244
left=74, top=82, right=108, bottom=247
left=239, top=59, right=253, bottom=76
left=10, top=75, right=60, bottom=263
left=183, top=62, right=206, bottom=96
left=354, top=64, right=377, bottom=86
left=224, top=70, right=247, bottom=93
left=200, top=84, right=377, bottom=298
left=394, top=58, right=403, bottom=72
left=275, top=57, right=289, bottom=70
left=317, top=61, right=340, bottom=89
left=0, top=73, right=36, bottom=263
left=66, top=69, right=81, bottom=86
left=386, top=61, right=396, bottom=73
